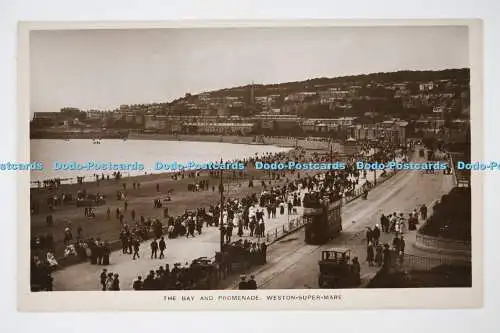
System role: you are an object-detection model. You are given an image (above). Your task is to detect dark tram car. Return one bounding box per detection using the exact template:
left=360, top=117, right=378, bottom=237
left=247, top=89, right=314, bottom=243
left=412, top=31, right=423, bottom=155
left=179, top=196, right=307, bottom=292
left=303, top=194, right=342, bottom=245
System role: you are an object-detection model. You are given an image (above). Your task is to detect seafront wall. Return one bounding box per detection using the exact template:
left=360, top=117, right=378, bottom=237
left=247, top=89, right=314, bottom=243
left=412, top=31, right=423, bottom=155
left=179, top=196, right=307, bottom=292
left=127, top=133, right=337, bottom=151
left=413, top=233, right=472, bottom=258
left=30, top=131, right=126, bottom=139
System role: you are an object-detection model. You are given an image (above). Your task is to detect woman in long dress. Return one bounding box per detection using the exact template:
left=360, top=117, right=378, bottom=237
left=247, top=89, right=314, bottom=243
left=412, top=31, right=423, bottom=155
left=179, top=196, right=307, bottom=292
left=366, top=242, right=374, bottom=267
left=400, top=217, right=407, bottom=234
left=102, top=242, right=110, bottom=265
left=111, top=274, right=120, bottom=291
left=46, top=252, right=58, bottom=271
left=105, top=273, right=114, bottom=290
left=375, top=245, right=383, bottom=266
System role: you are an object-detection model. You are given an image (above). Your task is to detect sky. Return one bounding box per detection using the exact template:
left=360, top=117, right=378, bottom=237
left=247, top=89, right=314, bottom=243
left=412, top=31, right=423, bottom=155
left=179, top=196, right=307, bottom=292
left=30, top=25, right=469, bottom=114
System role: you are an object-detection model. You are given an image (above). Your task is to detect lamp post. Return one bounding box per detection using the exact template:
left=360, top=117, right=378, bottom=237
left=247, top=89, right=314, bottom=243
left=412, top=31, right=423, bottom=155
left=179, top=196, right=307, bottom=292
left=330, top=140, right=334, bottom=163
left=219, top=158, right=224, bottom=253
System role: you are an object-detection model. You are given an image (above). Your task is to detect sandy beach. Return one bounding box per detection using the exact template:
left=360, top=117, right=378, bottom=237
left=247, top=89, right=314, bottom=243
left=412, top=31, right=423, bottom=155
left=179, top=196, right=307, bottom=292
left=30, top=147, right=317, bottom=262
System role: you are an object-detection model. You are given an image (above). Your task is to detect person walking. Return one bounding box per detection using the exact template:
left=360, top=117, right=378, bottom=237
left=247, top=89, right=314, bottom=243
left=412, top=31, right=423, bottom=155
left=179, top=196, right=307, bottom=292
left=102, top=242, right=110, bottom=265
left=158, top=237, right=166, bottom=259
left=150, top=239, right=158, bottom=259
left=372, top=224, right=381, bottom=245
left=133, top=239, right=140, bottom=260
left=375, top=244, right=383, bottom=266
left=367, top=242, right=374, bottom=267
left=366, top=227, right=373, bottom=245
left=100, top=269, right=107, bottom=291
left=111, top=273, right=120, bottom=291
left=420, top=204, right=427, bottom=220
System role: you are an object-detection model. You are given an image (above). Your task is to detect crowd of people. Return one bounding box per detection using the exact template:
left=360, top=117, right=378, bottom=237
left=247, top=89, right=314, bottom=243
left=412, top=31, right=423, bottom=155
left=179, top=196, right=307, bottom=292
left=99, top=269, right=121, bottom=291
left=125, top=240, right=266, bottom=291
left=31, top=255, right=55, bottom=291
left=238, top=275, right=258, bottom=289
left=31, top=143, right=405, bottom=291
left=364, top=204, right=428, bottom=268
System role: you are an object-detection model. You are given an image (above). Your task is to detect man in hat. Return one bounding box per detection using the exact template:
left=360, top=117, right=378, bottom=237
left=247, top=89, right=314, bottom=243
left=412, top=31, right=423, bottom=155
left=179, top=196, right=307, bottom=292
left=100, top=269, right=107, bottom=291
left=238, top=275, right=249, bottom=290
left=133, top=276, right=143, bottom=290
left=159, top=237, right=166, bottom=259
left=351, top=257, right=361, bottom=285
left=247, top=275, right=257, bottom=290
left=420, top=204, right=427, bottom=220
left=111, top=273, right=120, bottom=291
left=372, top=224, right=381, bottom=245
left=150, top=238, right=158, bottom=259
left=365, top=227, right=373, bottom=245
left=132, top=238, right=140, bottom=260
left=142, top=271, right=155, bottom=290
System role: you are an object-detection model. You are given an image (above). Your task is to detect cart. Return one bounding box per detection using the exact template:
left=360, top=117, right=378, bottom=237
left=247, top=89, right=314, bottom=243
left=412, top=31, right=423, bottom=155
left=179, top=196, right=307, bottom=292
left=318, top=248, right=360, bottom=288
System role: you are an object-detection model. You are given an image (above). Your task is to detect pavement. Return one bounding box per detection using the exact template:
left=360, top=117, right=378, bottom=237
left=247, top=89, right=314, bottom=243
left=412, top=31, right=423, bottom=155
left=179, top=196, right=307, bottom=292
left=52, top=168, right=379, bottom=291
left=226, top=154, right=460, bottom=290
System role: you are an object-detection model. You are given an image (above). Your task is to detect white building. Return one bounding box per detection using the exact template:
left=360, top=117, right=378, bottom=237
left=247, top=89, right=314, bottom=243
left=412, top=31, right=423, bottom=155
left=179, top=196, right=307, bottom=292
left=419, top=82, right=435, bottom=91
left=318, top=89, right=349, bottom=104
left=284, top=92, right=317, bottom=102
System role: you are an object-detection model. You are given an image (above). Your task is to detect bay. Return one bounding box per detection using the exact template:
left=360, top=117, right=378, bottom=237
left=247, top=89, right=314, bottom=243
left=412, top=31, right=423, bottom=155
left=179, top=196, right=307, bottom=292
left=30, top=139, right=291, bottom=184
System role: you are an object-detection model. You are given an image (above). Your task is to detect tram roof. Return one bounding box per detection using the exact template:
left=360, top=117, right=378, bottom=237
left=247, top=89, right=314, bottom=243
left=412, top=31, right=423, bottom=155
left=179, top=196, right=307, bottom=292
left=324, top=247, right=351, bottom=253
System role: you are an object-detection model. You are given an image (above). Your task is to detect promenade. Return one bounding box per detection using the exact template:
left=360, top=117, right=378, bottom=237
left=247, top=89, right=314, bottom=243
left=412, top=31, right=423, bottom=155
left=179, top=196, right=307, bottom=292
left=52, top=170, right=379, bottom=290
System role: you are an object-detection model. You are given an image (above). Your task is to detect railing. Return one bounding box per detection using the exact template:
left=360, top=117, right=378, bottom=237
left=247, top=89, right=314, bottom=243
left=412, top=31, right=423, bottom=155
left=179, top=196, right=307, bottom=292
left=261, top=169, right=401, bottom=245
left=341, top=169, right=398, bottom=205
left=415, top=233, right=471, bottom=254
left=449, top=152, right=470, bottom=188
left=398, top=252, right=471, bottom=272
left=358, top=246, right=471, bottom=272
left=265, top=215, right=305, bottom=244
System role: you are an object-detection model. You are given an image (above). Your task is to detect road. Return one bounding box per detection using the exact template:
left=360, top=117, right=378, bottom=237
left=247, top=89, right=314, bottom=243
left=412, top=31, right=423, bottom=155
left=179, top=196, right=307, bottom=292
left=227, top=158, right=459, bottom=289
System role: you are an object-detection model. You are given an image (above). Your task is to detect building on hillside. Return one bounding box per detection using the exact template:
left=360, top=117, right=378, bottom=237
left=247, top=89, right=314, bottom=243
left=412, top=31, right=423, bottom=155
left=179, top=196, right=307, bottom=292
left=394, top=88, right=411, bottom=98
left=392, top=83, right=408, bottom=90
left=86, top=110, right=106, bottom=120
left=414, top=115, right=446, bottom=134
left=335, top=116, right=358, bottom=126
left=378, top=120, right=408, bottom=145
left=419, top=82, right=435, bottom=91
left=198, top=93, right=210, bottom=102
left=284, top=92, right=317, bottom=102
left=348, top=85, right=362, bottom=97
left=250, top=113, right=301, bottom=132
left=144, top=115, right=186, bottom=133
left=183, top=122, right=255, bottom=135
left=347, top=120, right=408, bottom=146
left=318, top=89, right=349, bottom=104
left=301, top=119, right=317, bottom=132
left=433, top=106, right=445, bottom=114
left=299, top=117, right=358, bottom=133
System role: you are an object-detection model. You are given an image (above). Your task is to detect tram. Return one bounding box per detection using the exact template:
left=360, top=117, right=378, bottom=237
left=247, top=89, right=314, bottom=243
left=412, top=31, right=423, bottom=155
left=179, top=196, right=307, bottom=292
left=303, top=195, right=342, bottom=245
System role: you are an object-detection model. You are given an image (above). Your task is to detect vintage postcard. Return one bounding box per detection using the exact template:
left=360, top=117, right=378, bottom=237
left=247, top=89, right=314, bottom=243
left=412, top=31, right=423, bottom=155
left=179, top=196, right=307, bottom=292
left=17, top=19, right=483, bottom=311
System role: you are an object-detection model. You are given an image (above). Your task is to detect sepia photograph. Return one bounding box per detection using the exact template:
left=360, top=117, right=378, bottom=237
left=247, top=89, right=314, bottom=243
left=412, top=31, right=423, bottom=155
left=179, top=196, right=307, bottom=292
left=17, top=20, right=482, bottom=311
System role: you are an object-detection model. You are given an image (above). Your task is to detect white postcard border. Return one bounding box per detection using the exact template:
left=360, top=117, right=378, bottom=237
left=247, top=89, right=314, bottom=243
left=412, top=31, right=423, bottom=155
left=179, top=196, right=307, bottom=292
left=17, top=19, right=483, bottom=311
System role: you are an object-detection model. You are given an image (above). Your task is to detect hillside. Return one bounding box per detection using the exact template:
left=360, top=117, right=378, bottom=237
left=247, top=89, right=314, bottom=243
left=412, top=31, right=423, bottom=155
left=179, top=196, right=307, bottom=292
left=202, top=68, right=469, bottom=98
